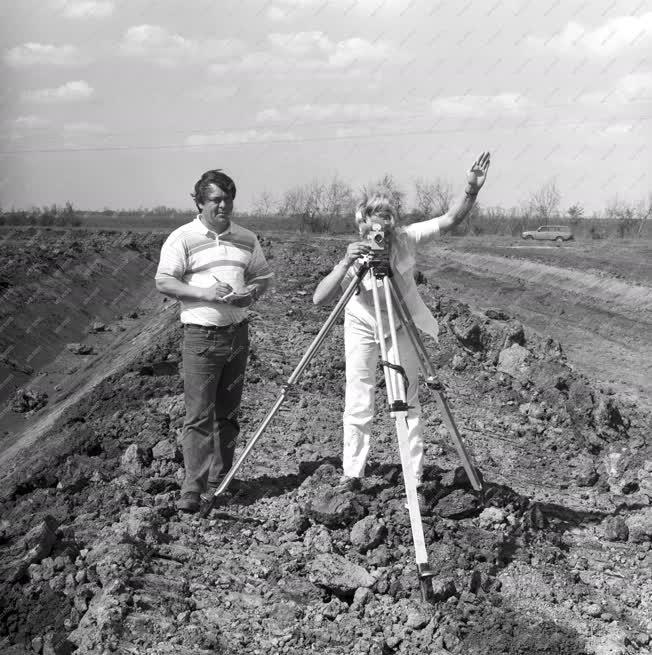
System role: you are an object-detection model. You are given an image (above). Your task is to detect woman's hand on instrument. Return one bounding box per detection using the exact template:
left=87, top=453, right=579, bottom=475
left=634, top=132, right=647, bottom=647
left=344, top=241, right=372, bottom=266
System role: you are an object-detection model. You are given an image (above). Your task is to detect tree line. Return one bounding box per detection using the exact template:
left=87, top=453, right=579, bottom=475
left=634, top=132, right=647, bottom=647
left=1, top=177, right=650, bottom=239
left=250, top=176, right=652, bottom=239
left=0, top=202, right=83, bottom=227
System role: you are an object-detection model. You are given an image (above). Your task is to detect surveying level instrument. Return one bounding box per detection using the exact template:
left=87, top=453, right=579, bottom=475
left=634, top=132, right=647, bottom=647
left=200, top=249, right=483, bottom=601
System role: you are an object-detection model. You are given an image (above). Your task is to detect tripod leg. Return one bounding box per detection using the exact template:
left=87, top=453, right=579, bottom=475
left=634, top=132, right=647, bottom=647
left=369, top=277, right=397, bottom=404
left=395, top=415, right=430, bottom=560
left=388, top=280, right=483, bottom=492
left=382, top=277, right=407, bottom=406
left=200, top=268, right=366, bottom=517
left=372, top=268, right=435, bottom=602
left=397, top=415, right=436, bottom=601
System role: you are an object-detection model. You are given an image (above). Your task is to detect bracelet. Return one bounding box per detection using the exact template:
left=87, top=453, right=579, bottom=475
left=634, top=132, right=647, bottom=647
left=465, top=187, right=478, bottom=199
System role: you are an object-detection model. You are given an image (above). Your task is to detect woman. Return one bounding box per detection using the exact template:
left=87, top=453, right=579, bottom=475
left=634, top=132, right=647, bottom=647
left=313, top=152, right=490, bottom=490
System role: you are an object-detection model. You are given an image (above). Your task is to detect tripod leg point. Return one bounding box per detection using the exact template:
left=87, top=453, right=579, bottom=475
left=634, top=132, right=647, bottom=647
left=417, top=563, right=436, bottom=603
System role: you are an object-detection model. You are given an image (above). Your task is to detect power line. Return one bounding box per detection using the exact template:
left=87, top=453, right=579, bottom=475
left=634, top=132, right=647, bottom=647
left=7, top=97, right=651, bottom=140
left=1, top=115, right=649, bottom=156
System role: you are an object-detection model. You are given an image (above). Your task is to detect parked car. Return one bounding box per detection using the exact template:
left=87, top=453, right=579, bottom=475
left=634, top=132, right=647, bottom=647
left=521, top=225, right=574, bottom=241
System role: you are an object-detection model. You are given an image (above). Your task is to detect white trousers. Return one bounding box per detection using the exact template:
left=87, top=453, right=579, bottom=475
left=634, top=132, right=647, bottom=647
left=342, top=311, right=424, bottom=480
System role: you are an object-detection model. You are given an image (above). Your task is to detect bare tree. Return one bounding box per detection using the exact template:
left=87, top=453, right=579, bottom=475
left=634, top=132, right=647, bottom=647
left=635, top=192, right=652, bottom=237
left=414, top=177, right=453, bottom=218
left=280, top=180, right=328, bottom=232
left=528, top=179, right=561, bottom=221
left=605, top=196, right=636, bottom=220
left=567, top=204, right=584, bottom=220
left=279, top=177, right=356, bottom=232
left=364, top=174, right=405, bottom=218
left=323, top=177, right=355, bottom=231
left=252, top=190, right=277, bottom=217
left=635, top=192, right=652, bottom=220
left=605, top=196, right=640, bottom=238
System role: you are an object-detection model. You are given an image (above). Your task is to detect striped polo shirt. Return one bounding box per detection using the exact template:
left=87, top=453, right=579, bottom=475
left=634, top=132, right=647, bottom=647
left=155, top=217, right=273, bottom=326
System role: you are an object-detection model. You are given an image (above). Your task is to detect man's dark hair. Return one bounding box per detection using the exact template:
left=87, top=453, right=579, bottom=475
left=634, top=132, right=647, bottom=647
left=192, top=169, right=237, bottom=209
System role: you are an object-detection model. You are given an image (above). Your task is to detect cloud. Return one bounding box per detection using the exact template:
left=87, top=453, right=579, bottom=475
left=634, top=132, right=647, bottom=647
left=256, top=103, right=400, bottom=123
left=267, top=6, right=290, bottom=21
left=211, top=31, right=402, bottom=77
left=5, top=43, right=86, bottom=67
left=431, top=93, right=531, bottom=118
left=13, top=115, right=51, bottom=129
left=23, top=80, right=94, bottom=103
left=579, top=72, right=652, bottom=105
left=267, top=0, right=406, bottom=17
left=190, top=86, right=240, bottom=103
left=271, top=0, right=320, bottom=6
left=617, top=72, right=652, bottom=100
left=63, top=122, right=107, bottom=133
left=268, top=31, right=332, bottom=57
left=52, top=0, right=114, bottom=18
left=330, top=37, right=395, bottom=67
left=185, top=129, right=295, bottom=146
left=600, top=123, right=633, bottom=137
left=120, top=25, right=245, bottom=67
left=527, top=12, right=652, bottom=56
left=334, top=125, right=377, bottom=138
left=269, top=31, right=394, bottom=65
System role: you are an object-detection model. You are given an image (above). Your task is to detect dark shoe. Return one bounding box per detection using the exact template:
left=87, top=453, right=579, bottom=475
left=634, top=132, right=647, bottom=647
left=337, top=475, right=361, bottom=492
left=177, top=491, right=200, bottom=513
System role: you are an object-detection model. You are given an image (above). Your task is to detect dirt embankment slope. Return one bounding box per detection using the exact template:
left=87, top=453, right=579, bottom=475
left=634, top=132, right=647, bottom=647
left=0, top=228, right=168, bottom=446
left=0, top=228, right=163, bottom=403
left=0, top=232, right=650, bottom=655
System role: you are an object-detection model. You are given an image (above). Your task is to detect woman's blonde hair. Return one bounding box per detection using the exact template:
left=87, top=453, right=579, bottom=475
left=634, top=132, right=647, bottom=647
left=355, top=187, right=398, bottom=228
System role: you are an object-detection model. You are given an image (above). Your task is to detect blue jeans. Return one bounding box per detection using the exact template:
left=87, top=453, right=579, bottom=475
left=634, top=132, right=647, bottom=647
left=180, top=322, right=249, bottom=494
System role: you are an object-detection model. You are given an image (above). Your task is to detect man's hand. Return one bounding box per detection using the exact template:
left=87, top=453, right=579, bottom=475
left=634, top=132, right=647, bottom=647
left=343, top=241, right=372, bottom=266
left=203, top=276, right=233, bottom=302
left=466, top=151, right=491, bottom=195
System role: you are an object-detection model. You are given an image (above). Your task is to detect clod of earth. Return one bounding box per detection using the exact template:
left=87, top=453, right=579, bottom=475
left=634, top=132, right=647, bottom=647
left=10, top=388, right=48, bottom=414
left=66, top=342, right=94, bottom=355
left=350, top=515, right=387, bottom=553
left=306, top=553, right=375, bottom=596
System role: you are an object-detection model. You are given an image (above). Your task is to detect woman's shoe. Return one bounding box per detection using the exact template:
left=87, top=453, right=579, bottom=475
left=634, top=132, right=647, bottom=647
left=177, top=491, right=200, bottom=513
left=337, top=475, right=361, bottom=492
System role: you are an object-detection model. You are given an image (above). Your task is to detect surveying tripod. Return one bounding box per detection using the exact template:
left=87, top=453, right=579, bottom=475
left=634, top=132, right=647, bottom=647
left=200, top=254, right=483, bottom=601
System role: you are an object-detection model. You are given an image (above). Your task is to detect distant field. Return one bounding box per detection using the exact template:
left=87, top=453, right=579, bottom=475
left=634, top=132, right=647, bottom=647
left=2, top=210, right=651, bottom=239
left=439, top=235, right=652, bottom=286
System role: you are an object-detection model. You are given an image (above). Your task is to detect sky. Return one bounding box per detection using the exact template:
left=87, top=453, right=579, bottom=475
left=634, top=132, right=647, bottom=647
left=0, top=0, right=650, bottom=214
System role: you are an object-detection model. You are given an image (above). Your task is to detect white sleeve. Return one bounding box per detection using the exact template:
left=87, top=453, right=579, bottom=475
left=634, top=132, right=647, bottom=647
left=245, top=239, right=274, bottom=284
left=403, top=216, right=442, bottom=247
left=155, top=235, right=187, bottom=280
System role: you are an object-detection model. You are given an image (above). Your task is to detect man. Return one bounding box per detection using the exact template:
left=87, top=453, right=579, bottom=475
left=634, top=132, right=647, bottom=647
left=155, top=169, right=272, bottom=513
left=313, top=152, right=490, bottom=502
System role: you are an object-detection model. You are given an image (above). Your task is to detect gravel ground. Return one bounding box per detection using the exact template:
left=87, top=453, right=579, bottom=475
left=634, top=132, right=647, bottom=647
left=0, top=232, right=650, bottom=654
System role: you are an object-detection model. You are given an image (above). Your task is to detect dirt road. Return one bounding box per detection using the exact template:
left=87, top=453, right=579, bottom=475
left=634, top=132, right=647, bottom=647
left=418, top=238, right=652, bottom=410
